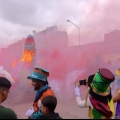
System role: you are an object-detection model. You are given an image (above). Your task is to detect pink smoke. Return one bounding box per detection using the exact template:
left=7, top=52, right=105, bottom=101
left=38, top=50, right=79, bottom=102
left=0, top=0, right=120, bottom=102
left=67, top=0, right=120, bottom=46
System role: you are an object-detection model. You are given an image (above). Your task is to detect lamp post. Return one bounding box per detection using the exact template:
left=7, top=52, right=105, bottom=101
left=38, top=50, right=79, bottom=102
left=67, top=20, right=80, bottom=45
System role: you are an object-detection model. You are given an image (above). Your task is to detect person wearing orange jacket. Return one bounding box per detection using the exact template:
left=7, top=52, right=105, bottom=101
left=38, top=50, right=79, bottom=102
left=26, top=67, right=54, bottom=119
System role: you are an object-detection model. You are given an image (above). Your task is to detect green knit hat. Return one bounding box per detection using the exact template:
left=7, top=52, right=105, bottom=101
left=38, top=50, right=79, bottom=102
left=93, top=68, right=115, bottom=92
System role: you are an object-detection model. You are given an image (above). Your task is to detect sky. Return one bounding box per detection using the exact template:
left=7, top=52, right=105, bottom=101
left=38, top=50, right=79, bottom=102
left=0, top=0, right=120, bottom=47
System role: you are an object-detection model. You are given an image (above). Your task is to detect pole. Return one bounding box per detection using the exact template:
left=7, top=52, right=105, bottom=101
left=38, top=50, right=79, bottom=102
left=67, top=20, right=80, bottom=45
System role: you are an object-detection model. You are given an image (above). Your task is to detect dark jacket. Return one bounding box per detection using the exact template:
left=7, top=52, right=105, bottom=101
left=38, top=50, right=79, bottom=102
left=38, top=112, right=62, bottom=119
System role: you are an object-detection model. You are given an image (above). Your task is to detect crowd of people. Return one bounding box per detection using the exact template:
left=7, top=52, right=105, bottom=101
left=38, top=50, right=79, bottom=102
left=0, top=66, right=120, bottom=119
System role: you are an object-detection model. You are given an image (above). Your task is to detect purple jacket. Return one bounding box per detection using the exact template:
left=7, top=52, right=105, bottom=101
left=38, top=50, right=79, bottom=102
left=115, top=101, right=120, bottom=119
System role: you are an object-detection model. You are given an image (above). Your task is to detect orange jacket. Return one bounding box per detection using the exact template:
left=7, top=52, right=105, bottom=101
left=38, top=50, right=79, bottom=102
left=33, top=88, right=54, bottom=112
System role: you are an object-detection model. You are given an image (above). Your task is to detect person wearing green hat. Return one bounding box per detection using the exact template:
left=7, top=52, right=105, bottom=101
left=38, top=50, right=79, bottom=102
left=74, top=68, right=115, bottom=119
left=25, top=67, right=55, bottom=119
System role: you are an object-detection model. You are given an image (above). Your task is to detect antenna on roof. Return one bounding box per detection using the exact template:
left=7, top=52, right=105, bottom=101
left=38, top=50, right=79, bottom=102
left=33, top=30, right=37, bottom=34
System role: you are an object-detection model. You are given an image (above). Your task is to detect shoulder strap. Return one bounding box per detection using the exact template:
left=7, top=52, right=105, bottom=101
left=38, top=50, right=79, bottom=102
left=84, top=87, right=90, bottom=107
left=84, top=87, right=92, bottom=118
left=34, top=87, right=51, bottom=103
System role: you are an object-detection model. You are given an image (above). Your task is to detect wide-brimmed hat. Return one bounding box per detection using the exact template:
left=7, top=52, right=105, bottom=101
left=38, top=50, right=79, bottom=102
left=27, top=67, right=49, bottom=84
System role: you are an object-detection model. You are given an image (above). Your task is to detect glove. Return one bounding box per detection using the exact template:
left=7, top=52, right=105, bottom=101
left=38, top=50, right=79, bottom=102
left=26, top=108, right=34, bottom=116
left=75, top=86, right=80, bottom=96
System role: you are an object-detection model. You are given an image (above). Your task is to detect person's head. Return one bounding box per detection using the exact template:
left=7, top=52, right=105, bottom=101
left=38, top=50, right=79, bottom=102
left=27, top=67, right=49, bottom=91
left=87, top=74, right=95, bottom=87
left=41, top=95, right=57, bottom=115
left=0, top=77, right=11, bottom=103
left=31, top=79, right=48, bottom=91
left=92, top=68, right=115, bottom=92
left=115, top=68, right=120, bottom=88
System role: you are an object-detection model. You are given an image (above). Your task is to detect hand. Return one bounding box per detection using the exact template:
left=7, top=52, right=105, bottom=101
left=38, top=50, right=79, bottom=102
left=74, top=79, right=80, bottom=87
left=86, top=79, right=88, bottom=83
left=75, top=85, right=80, bottom=96
left=26, top=108, right=34, bottom=116
left=33, top=106, right=38, bottom=112
left=86, top=79, right=89, bottom=86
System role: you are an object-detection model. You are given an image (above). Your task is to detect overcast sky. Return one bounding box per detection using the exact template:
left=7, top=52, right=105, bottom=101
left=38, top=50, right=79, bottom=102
left=0, top=0, right=120, bottom=47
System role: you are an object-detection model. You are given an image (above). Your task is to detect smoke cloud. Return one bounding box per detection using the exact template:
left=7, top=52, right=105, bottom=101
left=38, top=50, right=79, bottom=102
left=0, top=0, right=120, bottom=47
left=0, top=66, right=14, bottom=84
left=0, top=0, right=119, bottom=102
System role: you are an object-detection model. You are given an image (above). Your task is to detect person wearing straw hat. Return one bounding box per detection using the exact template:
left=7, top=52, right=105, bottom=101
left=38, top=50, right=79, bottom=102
left=74, top=68, right=115, bottom=119
left=26, top=67, right=54, bottom=119
left=113, top=68, right=120, bottom=119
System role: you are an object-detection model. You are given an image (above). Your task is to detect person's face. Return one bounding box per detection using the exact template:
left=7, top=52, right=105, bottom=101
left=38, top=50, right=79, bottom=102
left=41, top=104, right=48, bottom=115
left=1, top=89, right=10, bottom=102
left=31, top=79, right=40, bottom=90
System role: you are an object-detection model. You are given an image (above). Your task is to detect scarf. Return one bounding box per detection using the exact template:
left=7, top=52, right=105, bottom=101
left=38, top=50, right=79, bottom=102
left=89, top=86, right=115, bottom=119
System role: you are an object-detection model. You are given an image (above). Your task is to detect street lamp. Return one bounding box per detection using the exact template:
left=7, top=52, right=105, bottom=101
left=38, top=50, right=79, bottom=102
left=67, top=20, right=80, bottom=45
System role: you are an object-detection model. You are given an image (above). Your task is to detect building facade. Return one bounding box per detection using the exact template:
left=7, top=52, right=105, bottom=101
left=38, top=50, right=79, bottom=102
left=0, top=26, right=68, bottom=72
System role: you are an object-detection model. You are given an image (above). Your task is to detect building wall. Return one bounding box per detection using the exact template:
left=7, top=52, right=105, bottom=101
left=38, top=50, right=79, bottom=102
left=102, top=29, right=120, bottom=54
left=0, top=26, right=68, bottom=70
left=0, top=39, right=25, bottom=71
left=104, top=29, right=120, bottom=43
left=0, top=27, right=120, bottom=71
left=34, top=26, right=68, bottom=65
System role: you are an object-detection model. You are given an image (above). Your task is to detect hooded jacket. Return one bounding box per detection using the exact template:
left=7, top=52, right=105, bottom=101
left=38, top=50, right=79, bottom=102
left=38, top=112, right=62, bottom=119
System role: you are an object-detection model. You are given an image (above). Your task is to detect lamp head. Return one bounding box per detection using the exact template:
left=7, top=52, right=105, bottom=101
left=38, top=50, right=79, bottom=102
left=67, top=20, right=70, bottom=22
